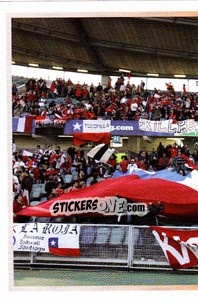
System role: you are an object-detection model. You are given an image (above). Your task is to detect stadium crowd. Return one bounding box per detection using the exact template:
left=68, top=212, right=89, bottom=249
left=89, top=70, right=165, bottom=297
left=12, top=75, right=198, bottom=223
left=12, top=76, right=198, bottom=121
left=12, top=139, right=198, bottom=221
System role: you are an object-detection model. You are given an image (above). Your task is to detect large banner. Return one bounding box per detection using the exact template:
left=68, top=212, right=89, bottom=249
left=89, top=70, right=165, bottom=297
left=34, top=116, right=66, bottom=135
left=151, top=226, right=198, bottom=269
left=64, top=119, right=198, bottom=137
left=13, top=223, right=80, bottom=256
left=139, top=119, right=197, bottom=136
left=17, top=169, right=198, bottom=221
left=12, top=117, right=198, bottom=137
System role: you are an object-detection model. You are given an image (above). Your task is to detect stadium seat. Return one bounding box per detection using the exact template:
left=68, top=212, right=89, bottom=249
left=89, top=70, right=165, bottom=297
left=30, top=201, right=40, bottom=206
left=72, top=173, right=78, bottom=181
left=86, top=176, right=94, bottom=186
left=132, top=228, right=140, bottom=245
left=31, top=183, right=46, bottom=199
left=94, top=226, right=111, bottom=244
left=109, top=226, right=126, bottom=245
left=80, top=226, right=96, bottom=245
left=63, top=174, right=73, bottom=183
left=108, top=226, right=129, bottom=259
left=34, top=217, right=51, bottom=223
left=79, top=226, right=97, bottom=258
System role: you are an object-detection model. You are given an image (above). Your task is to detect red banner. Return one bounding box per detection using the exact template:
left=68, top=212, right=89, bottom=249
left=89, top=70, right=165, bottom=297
left=151, top=226, right=198, bottom=269
left=73, top=132, right=110, bottom=146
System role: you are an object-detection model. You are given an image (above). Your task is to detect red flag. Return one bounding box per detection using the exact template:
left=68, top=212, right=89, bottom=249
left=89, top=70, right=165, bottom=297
left=151, top=226, right=198, bottom=269
left=73, top=132, right=110, bottom=146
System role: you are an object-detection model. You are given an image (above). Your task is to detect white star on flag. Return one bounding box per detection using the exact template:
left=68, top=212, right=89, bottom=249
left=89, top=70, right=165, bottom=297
left=50, top=239, right=57, bottom=247
left=73, top=122, right=82, bottom=131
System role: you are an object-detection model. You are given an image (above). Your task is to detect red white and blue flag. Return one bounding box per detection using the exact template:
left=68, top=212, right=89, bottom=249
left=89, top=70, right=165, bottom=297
left=12, top=116, right=35, bottom=134
left=48, top=236, right=80, bottom=257
left=18, top=169, right=198, bottom=222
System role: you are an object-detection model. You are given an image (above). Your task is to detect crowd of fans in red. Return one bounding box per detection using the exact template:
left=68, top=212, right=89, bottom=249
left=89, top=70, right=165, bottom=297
left=12, top=75, right=198, bottom=222
left=12, top=76, right=198, bottom=121
left=12, top=139, right=198, bottom=222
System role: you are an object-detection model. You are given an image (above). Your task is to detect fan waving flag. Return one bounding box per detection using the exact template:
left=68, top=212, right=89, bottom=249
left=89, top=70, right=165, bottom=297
left=87, top=143, right=115, bottom=163
left=151, top=226, right=198, bottom=269
left=72, top=120, right=111, bottom=145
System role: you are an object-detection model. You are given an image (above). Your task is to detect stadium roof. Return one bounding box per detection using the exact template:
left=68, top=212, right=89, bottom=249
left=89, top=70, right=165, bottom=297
left=12, top=17, right=198, bottom=79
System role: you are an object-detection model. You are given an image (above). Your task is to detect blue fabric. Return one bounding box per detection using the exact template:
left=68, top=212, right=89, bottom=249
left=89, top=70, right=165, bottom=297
left=112, top=168, right=190, bottom=183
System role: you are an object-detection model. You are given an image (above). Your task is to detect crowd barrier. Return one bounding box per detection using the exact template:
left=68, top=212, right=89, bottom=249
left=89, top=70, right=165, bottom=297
left=13, top=224, right=198, bottom=272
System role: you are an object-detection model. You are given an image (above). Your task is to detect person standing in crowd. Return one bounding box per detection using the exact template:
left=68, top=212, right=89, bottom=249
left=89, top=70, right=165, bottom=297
left=127, top=158, right=138, bottom=171
left=158, top=152, right=170, bottom=170
left=148, top=148, right=159, bottom=171
left=13, top=193, right=29, bottom=223
left=106, top=153, right=117, bottom=175
left=192, top=148, right=198, bottom=164
left=157, top=142, right=165, bottom=158
left=13, top=171, right=20, bottom=197
left=20, top=169, right=34, bottom=203
left=13, top=157, right=25, bottom=174
left=119, top=155, right=129, bottom=173
left=38, top=150, right=50, bottom=169
left=44, top=175, right=58, bottom=199
left=12, top=139, right=17, bottom=154
left=168, top=142, right=178, bottom=158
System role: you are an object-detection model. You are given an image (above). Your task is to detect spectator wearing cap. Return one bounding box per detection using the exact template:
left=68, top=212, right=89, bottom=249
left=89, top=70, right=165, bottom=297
left=37, top=164, right=46, bottom=183
left=128, top=158, right=138, bottom=171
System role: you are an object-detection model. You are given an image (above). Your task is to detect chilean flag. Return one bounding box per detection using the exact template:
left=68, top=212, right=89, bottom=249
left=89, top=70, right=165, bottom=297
left=18, top=169, right=198, bottom=222
left=12, top=116, right=35, bottom=134
left=72, top=120, right=111, bottom=145
left=48, top=236, right=80, bottom=257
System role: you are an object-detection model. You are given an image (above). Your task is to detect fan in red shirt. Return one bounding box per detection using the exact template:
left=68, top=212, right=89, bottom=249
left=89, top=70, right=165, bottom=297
left=13, top=193, right=29, bottom=223
left=119, top=155, right=129, bottom=173
left=169, top=143, right=178, bottom=158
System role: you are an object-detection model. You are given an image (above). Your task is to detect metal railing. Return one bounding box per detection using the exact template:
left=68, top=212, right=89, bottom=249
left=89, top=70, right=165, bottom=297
left=14, top=224, right=198, bottom=272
